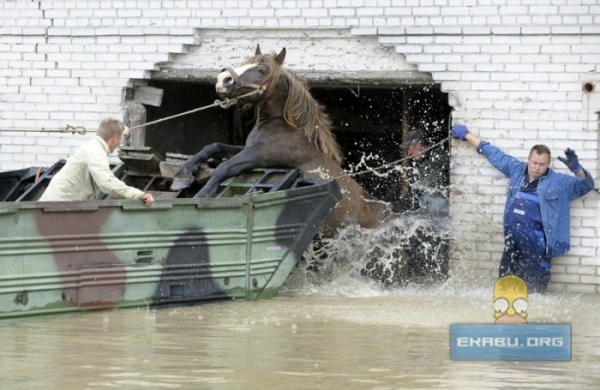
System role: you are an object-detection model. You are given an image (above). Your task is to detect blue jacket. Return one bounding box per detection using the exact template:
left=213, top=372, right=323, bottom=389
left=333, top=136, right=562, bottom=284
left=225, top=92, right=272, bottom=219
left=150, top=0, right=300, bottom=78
left=477, top=141, right=594, bottom=258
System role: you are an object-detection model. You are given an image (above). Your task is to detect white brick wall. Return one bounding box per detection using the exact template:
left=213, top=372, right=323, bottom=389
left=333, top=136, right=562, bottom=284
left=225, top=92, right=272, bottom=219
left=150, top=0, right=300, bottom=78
left=1, top=0, right=599, bottom=292
left=358, top=4, right=600, bottom=292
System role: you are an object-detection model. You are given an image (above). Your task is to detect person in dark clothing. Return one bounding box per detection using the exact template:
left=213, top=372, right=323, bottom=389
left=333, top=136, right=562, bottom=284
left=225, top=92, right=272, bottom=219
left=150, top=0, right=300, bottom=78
left=397, top=129, right=451, bottom=283
left=395, top=129, right=450, bottom=213
left=451, top=125, right=594, bottom=293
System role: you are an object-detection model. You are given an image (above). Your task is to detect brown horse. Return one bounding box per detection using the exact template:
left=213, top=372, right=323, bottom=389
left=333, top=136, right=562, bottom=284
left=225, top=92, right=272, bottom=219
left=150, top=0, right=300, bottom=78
left=172, top=46, right=393, bottom=237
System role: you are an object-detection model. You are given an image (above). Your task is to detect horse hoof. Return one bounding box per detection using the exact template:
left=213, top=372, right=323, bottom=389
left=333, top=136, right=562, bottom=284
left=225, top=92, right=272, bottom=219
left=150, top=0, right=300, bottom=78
left=170, top=178, right=192, bottom=191
left=193, top=189, right=210, bottom=198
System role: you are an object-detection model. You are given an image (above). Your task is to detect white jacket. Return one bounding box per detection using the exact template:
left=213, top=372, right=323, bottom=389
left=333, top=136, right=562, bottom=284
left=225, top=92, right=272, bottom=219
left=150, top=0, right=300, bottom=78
left=40, top=136, right=144, bottom=201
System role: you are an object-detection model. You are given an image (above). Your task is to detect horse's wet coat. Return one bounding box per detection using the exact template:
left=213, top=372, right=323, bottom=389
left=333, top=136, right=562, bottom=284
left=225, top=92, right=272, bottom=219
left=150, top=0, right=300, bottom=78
left=174, top=46, right=393, bottom=237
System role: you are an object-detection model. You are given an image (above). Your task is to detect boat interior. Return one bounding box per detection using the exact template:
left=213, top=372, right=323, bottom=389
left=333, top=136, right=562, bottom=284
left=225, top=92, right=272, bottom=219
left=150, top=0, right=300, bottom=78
left=0, top=150, right=311, bottom=202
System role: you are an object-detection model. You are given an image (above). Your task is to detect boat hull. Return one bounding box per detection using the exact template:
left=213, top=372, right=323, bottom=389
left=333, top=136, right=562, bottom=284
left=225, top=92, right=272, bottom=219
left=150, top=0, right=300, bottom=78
left=0, top=178, right=340, bottom=319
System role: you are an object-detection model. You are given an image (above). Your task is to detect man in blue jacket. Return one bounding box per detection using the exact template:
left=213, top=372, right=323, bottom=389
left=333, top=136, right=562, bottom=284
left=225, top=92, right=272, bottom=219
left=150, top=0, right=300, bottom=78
left=451, top=125, right=594, bottom=292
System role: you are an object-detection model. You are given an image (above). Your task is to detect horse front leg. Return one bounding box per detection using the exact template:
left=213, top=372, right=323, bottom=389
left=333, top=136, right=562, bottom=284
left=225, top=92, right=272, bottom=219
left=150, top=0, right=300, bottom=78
left=171, top=143, right=244, bottom=190
left=194, top=148, right=263, bottom=198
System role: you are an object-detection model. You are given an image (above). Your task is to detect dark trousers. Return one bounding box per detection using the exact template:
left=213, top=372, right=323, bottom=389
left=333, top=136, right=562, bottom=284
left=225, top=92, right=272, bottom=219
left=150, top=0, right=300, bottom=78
left=499, top=232, right=551, bottom=293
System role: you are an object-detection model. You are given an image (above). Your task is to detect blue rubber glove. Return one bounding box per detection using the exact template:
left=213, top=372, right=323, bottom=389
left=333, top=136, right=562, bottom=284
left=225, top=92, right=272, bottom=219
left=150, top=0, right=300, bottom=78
left=451, top=125, right=469, bottom=140
left=557, top=148, right=583, bottom=173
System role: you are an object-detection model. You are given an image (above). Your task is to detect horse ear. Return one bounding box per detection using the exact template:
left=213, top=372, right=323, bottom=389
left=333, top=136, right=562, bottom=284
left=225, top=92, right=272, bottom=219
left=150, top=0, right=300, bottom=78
left=275, top=48, right=286, bottom=65
left=255, top=44, right=262, bottom=55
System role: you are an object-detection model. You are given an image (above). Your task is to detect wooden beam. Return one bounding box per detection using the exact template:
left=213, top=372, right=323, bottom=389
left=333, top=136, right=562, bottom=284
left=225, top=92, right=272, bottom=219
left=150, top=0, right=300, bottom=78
left=133, top=86, right=164, bottom=107
left=122, top=101, right=147, bottom=149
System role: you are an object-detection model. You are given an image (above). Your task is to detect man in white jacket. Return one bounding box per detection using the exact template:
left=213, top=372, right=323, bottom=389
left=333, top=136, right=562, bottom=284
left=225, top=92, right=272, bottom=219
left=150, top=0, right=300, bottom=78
left=40, top=118, right=155, bottom=206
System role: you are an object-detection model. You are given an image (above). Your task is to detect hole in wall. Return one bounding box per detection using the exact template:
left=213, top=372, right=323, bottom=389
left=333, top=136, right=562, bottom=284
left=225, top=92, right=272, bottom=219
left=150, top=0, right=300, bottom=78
left=582, top=81, right=596, bottom=94
left=140, top=80, right=451, bottom=204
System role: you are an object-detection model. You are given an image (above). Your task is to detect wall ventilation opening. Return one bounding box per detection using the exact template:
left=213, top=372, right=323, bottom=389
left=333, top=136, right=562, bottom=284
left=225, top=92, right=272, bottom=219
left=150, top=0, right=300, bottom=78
left=583, top=82, right=596, bottom=94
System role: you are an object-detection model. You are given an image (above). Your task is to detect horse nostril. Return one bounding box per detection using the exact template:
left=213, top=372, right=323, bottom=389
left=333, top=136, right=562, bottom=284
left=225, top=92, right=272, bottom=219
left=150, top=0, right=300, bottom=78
left=224, top=75, right=234, bottom=85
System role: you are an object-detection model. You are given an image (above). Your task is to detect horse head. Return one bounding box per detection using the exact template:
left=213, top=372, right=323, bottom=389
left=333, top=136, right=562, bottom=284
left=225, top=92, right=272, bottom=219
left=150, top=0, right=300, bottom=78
left=215, top=45, right=286, bottom=105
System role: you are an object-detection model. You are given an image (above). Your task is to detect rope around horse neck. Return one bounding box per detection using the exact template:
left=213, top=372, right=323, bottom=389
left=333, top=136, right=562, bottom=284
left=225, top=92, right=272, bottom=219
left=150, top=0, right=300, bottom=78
left=332, top=135, right=453, bottom=180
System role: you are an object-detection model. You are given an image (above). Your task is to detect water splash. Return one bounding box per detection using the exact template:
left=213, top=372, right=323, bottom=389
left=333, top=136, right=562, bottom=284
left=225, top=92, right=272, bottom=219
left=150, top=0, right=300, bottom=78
left=287, top=210, right=451, bottom=295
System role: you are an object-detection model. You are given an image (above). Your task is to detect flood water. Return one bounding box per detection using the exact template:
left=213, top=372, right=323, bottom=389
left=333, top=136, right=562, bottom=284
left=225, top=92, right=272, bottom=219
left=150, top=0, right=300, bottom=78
left=2, top=274, right=600, bottom=389
left=2, top=215, right=599, bottom=389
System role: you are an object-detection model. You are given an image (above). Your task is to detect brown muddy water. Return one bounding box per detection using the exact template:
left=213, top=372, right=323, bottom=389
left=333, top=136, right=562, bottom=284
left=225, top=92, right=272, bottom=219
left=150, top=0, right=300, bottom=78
left=1, top=274, right=600, bottom=390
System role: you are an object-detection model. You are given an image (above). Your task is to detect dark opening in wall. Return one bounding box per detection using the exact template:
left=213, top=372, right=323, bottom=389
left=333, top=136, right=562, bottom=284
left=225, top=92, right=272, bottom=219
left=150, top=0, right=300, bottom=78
left=311, top=85, right=451, bottom=204
left=143, top=81, right=232, bottom=157
left=143, top=80, right=451, bottom=205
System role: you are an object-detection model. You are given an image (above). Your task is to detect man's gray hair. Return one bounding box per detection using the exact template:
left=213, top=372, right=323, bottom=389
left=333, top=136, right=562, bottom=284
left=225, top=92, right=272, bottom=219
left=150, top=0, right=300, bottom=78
left=97, top=118, right=125, bottom=141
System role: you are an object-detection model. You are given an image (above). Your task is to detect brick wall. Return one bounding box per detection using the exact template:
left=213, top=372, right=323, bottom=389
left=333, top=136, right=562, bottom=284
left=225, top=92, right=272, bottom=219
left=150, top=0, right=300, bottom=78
left=1, top=0, right=599, bottom=292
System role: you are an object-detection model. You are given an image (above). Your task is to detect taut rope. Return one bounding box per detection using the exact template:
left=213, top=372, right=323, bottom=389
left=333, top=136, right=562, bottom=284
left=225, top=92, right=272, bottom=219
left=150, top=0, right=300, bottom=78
left=333, top=136, right=453, bottom=180
left=129, top=89, right=264, bottom=130
left=0, top=89, right=265, bottom=135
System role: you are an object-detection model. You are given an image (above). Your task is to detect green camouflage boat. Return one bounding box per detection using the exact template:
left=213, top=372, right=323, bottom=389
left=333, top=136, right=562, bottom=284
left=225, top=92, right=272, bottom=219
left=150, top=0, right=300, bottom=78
left=0, top=163, right=340, bottom=319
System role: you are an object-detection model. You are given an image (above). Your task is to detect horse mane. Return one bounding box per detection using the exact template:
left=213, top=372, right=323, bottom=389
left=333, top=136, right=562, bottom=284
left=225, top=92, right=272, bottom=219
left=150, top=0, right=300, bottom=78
left=243, top=53, right=342, bottom=164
